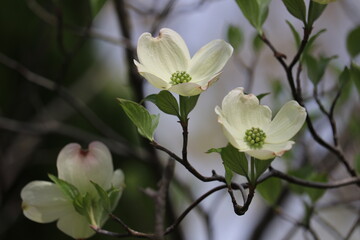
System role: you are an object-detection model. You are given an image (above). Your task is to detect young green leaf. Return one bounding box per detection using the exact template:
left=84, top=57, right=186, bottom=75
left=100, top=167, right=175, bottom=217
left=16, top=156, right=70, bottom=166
left=224, top=165, right=234, bottom=185
left=346, top=26, right=360, bottom=58
left=179, top=94, right=200, bottom=121
left=286, top=20, right=301, bottom=47
left=282, top=0, right=306, bottom=23
left=48, top=174, right=79, bottom=201
left=156, top=90, right=180, bottom=117
left=91, top=181, right=111, bottom=211
left=206, top=148, right=223, bottom=154
left=252, top=34, right=264, bottom=53
left=220, top=144, right=248, bottom=178
left=118, top=98, right=159, bottom=141
left=235, top=0, right=271, bottom=33
left=307, top=1, right=327, bottom=27
left=254, top=158, right=273, bottom=179
left=235, top=0, right=260, bottom=30
left=350, top=63, right=360, bottom=95
left=305, top=173, right=327, bottom=203
left=304, top=55, right=336, bottom=85
left=227, top=25, right=244, bottom=51
left=141, top=94, right=158, bottom=105
left=257, top=177, right=282, bottom=205
left=257, top=92, right=270, bottom=101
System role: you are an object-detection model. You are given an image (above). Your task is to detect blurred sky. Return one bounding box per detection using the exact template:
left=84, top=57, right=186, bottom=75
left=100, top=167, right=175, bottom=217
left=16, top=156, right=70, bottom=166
left=92, top=0, right=360, bottom=239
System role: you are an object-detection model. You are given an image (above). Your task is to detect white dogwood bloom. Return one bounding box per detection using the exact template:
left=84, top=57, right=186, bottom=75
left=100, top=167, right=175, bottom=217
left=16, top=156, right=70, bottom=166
left=215, top=88, right=307, bottom=160
left=21, top=141, right=125, bottom=239
left=134, top=28, right=233, bottom=96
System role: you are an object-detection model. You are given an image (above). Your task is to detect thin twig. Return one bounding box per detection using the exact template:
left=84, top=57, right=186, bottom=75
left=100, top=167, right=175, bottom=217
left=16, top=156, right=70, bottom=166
left=269, top=167, right=360, bottom=189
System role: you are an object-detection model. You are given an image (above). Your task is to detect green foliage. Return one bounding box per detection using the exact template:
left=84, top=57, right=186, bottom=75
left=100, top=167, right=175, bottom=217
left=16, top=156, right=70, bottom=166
left=356, top=155, right=360, bottom=175
left=254, top=158, right=273, bottom=180
left=156, top=91, right=180, bottom=117
left=235, top=0, right=271, bottom=33
left=227, top=25, right=244, bottom=51
left=306, top=173, right=327, bottom=203
left=304, top=54, right=336, bottom=85
left=252, top=34, right=264, bottom=53
left=307, top=1, right=327, bottom=27
left=286, top=20, right=301, bottom=47
left=257, top=177, right=282, bottom=205
left=224, top=165, right=234, bottom=185
left=220, top=144, right=249, bottom=178
left=282, top=0, right=306, bottom=23
left=288, top=167, right=327, bottom=202
left=347, top=26, right=360, bottom=58
left=179, top=94, right=200, bottom=121
left=256, top=92, right=270, bottom=101
left=118, top=99, right=159, bottom=141
left=48, top=174, right=79, bottom=201
left=90, top=0, right=107, bottom=16
left=350, top=63, right=360, bottom=95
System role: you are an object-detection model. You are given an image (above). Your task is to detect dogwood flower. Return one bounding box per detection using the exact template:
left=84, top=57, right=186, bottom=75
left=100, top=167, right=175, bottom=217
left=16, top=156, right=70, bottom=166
left=21, top=141, right=125, bottom=239
left=134, top=28, right=233, bottom=96
left=215, top=88, right=307, bottom=160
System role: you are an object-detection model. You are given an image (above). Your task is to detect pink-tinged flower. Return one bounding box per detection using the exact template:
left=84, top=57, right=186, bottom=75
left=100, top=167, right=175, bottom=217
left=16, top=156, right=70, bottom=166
left=21, top=141, right=125, bottom=239
left=215, top=88, right=307, bottom=160
left=134, top=28, right=233, bottom=96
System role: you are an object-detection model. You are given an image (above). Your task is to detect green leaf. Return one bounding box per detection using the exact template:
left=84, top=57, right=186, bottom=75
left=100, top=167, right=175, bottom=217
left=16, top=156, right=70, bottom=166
left=307, top=1, right=327, bottom=27
left=235, top=0, right=260, bottom=30
left=118, top=98, right=159, bottom=141
left=91, top=181, right=111, bottom=211
left=107, top=186, right=121, bottom=211
left=227, top=25, right=244, bottom=51
left=206, top=148, right=223, bottom=154
left=252, top=34, right=264, bottom=53
left=257, top=177, right=282, bottom=205
left=305, top=173, right=327, bottom=202
left=179, top=94, right=200, bottom=121
left=254, top=158, right=273, bottom=179
left=220, top=144, right=248, bottom=177
left=235, top=0, right=271, bottom=33
left=350, top=63, right=360, bottom=95
left=346, top=26, right=360, bottom=58
left=90, top=0, right=107, bottom=16
left=48, top=174, right=79, bottom=201
left=257, top=92, right=270, bottom=101
left=288, top=165, right=313, bottom=194
left=303, top=29, right=327, bottom=56
left=282, top=0, right=306, bottom=23
left=73, top=193, right=92, bottom=217
left=140, top=94, right=158, bottom=105
left=224, top=165, right=234, bottom=185
left=156, top=91, right=180, bottom=117
left=304, top=55, right=336, bottom=85
left=286, top=20, right=301, bottom=47
left=355, top=155, right=360, bottom=175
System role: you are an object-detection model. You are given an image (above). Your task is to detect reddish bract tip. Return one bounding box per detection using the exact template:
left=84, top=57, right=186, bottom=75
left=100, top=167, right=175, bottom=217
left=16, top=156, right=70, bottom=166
left=79, top=149, right=89, bottom=157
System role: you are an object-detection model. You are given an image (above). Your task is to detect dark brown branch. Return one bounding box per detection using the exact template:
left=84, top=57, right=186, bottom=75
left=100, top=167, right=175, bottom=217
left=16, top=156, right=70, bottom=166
left=269, top=167, right=360, bottom=189
left=260, top=29, right=358, bottom=179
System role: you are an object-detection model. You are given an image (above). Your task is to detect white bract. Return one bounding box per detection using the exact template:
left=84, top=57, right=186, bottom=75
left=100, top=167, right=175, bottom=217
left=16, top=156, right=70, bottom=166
left=21, top=141, right=125, bottom=239
left=215, top=88, right=307, bottom=160
left=134, top=28, right=233, bottom=96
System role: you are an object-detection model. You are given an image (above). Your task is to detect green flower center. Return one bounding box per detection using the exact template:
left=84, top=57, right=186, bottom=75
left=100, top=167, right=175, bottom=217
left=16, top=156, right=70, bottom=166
left=244, top=127, right=266, bottom=149
left=170, top=71, right=192, bottom=85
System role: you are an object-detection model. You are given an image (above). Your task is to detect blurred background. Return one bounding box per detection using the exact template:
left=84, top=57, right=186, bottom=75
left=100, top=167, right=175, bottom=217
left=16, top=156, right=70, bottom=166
left=1, top=0, right=360, bottom=239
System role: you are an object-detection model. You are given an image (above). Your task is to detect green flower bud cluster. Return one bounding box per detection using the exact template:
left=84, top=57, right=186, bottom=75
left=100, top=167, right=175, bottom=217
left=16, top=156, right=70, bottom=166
left=244, top=127, right=266, bottom=149
left=170, top=71, right=192, bottom=85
